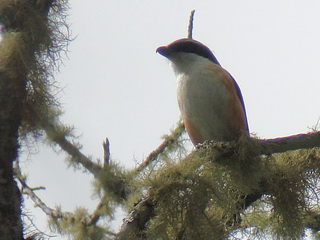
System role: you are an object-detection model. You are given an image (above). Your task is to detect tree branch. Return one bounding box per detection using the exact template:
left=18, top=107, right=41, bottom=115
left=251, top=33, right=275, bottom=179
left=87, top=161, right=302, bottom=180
left=115, top=191, right=155, bottom=240
left=103, top=138, right=110, bottom=167
left=115, top=131, right=320, bottom=239
left=15, top=159, right=118, bottom=238
left=187, top=10, right=195, bottom=39
left=0, top=0, right=60, bottom=237
left=255, top=131, right=320, bottom=155
left=14, top=161, right=65, bottom=219
left=134, top=121, right=185, bottom=174
left=44, top=123, right=102, bottom=175
left=54, top=134, right=102, bottom=174
left=82, top=193, right=117, bottom=238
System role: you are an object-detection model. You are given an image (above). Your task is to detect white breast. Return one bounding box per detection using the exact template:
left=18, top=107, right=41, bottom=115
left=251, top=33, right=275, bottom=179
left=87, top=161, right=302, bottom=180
left=171, top=52, right=238, bottom=142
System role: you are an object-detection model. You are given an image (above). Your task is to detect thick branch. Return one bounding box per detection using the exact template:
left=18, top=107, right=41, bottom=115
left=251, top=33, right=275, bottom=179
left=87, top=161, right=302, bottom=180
left=115, top=192, right=155, bottom=240
left=254, top=131, right=320, bottom=155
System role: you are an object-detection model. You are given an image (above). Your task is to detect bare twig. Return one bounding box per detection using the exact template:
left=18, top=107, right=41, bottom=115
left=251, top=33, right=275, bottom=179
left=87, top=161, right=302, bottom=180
left=134, top=121, right=185, bottom=174
left=23, top=213, right=57, bottom=239
left=14, top=161, right=66, bottom=219
left=103, top=138, right=110, bottom=166
left=187, top=10, right=196, bottom=39
left=23, top=186, right=46, bottom=192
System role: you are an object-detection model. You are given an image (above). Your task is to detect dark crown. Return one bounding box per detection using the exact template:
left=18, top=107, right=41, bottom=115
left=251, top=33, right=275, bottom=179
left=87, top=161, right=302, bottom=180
left=159, top=38, right=220, bottom=65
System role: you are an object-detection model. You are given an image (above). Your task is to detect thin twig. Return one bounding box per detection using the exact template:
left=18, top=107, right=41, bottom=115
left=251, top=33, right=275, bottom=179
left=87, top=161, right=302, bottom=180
left=23, top=213, right=57, bottom=239
left=82, top=193, right=115, bottom=236
left=83, top=201, right=105, bottom=226
left=134, top=121, right=185, bottom=174
left=83, top=194, right=108, bottom=226
left=14, top=161, right=66, bottom=219
left=23, top=186, right=46, bottom=192
left=103, top=138, right=110, bottom=166
left=187, top=10, right=196, bottom=39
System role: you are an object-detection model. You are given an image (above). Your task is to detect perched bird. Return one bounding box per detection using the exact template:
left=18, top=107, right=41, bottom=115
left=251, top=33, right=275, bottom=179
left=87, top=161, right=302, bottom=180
left=157, top=38, right=249, bottom=145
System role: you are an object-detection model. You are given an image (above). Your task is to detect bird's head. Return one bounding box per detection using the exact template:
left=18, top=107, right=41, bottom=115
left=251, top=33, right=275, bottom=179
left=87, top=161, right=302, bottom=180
left=156, top=38, right=220, bottom=66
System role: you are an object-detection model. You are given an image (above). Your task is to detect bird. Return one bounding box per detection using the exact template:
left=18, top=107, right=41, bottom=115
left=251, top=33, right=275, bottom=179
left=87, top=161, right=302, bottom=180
left=157, top=38, right=249, bottom=146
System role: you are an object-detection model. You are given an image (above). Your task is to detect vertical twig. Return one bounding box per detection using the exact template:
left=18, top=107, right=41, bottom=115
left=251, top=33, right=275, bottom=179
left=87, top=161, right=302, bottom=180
left=103, top=137, right=110, bottom=166
left=187, top=10, right=196, bottom=39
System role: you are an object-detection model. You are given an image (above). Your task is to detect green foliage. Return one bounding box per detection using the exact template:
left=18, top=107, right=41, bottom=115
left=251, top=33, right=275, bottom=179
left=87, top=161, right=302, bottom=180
left=3, top=1, right=320, bottom=239
left=145, top=142, right=256, bottom=239
left=93, top=162, right=132, bottom=203
left=0, top=0, right=70, bottom=137
left=49, top=208, right=107, bottom=240
left=159, top=122, right=188, bottom=162
left=138, top=141, right=320, bottom=239
left=237, top=148, right=320, bottom=239
left=265, top=149, right=320, bottom=238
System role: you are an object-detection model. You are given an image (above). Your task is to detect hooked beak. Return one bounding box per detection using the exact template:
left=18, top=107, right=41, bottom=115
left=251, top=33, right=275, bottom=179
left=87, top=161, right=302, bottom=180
left=156, top=46, right=170, bottom=58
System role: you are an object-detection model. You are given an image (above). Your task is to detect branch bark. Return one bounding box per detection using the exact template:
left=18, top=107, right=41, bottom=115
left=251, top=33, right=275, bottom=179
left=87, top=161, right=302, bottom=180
left=103, top=138, right=110, bottom=167
left=255, top=132, right=320, bottom=155
left=0, top=72, right=24, bottom=240
left=115, top=191, right=155, bottom=240
left=0, top=0, right=56, bottom=238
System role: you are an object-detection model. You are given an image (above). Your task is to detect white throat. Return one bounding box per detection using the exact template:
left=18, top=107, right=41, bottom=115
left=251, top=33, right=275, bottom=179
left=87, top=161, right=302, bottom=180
left=170, top=52, right=212, bottom=76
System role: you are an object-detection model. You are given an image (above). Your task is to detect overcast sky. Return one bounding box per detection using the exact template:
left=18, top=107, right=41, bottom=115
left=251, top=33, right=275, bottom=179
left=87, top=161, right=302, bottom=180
left=21, top=1, right=320, bottom=239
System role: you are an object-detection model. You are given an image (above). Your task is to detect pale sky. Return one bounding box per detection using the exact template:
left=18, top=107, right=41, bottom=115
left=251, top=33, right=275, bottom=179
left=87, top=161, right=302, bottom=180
left=21, top=1, right=320, bottom=239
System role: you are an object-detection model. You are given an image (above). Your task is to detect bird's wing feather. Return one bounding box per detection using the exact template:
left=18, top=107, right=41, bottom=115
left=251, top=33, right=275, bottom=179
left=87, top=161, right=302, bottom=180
left=208, top=57, right=249, bottom=134
left=229, top=74, right=249, bottom=133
